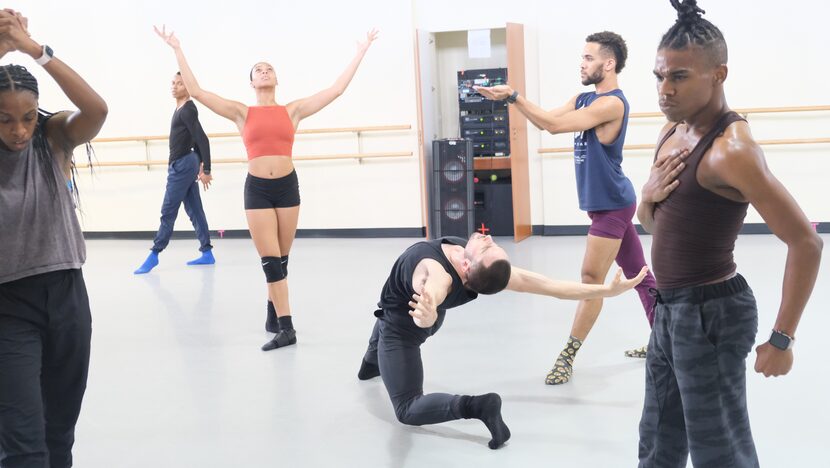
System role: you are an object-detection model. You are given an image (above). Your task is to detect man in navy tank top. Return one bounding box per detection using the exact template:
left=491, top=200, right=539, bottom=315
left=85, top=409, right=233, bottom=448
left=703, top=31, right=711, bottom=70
left=358, top=233, right=648, bottom=449
left=636, top=2, right=823, bottom=467
left=477, top=31, right=658, bottom=385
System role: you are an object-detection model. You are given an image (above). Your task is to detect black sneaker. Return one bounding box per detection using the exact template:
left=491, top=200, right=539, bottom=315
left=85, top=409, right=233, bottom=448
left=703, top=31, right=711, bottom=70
left=261, top=329, right=297, bottom=351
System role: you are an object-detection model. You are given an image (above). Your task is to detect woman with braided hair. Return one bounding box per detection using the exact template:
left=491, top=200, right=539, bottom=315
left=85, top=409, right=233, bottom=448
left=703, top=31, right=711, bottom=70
left=0, top=9, right=107, bottom=466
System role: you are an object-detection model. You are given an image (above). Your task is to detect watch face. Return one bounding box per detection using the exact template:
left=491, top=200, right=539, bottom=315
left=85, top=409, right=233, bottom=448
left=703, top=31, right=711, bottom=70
left=769, top=332, right=790, bottom=350
left=45, top=45, right=54, bottom=58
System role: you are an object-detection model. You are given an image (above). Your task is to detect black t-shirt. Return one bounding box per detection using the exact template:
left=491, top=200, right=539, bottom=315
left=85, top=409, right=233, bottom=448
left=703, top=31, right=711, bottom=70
left=168, top=100, right=211, bottom=173
left=378, top=236, right=478, bottom=313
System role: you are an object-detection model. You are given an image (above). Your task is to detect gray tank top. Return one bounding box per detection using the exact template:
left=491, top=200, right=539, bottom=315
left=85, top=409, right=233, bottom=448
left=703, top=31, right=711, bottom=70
left=0, top=140, right=85, bottom=284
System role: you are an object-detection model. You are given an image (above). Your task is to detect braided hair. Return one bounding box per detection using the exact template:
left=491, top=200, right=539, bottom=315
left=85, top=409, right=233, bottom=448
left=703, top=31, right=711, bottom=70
left=0, top=64, right=92, bottom=205
left=659, top=0, right=727, bottom=66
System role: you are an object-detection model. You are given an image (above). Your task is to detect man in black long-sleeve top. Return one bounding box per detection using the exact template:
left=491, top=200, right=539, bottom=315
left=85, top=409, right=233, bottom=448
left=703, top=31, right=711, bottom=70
left=134, top=72, right=215, bottom=274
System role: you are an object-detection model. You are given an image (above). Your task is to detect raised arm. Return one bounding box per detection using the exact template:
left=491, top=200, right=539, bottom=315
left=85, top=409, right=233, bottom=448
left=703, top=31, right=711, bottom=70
left=154, top=26, right=246, bottom=127
left=407, top=259, right=453, bottom=329
left=711, top=128, right=823, bottom=377
left=506, top=265, right=647, bottom=300
left=0, top=10, right=107, bottom=156
left=286, top=29, right=378, bottom=126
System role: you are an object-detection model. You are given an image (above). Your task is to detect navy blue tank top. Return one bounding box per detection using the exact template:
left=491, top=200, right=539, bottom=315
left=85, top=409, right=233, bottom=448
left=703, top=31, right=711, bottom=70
left=573, top=89, right=636, bottom=211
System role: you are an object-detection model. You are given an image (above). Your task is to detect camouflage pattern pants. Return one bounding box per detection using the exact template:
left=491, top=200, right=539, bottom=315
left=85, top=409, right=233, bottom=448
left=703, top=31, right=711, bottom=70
left=638, top=274, right=760, bottom=468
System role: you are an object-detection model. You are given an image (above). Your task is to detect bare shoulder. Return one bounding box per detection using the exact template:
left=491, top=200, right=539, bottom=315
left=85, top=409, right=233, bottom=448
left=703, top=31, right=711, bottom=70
left=42, top=111, right=76, bottom=159
left=590, top=95, right=625, bottom=115
left=709, top=120, right=765, bottom=172
left=411, top=258, right=452, bottom=293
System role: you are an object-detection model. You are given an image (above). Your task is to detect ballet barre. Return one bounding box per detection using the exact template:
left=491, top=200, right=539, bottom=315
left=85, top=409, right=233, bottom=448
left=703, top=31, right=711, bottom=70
left=540, top=105, right=830, bottom=155
left=81, top=124, right=413, bottom=168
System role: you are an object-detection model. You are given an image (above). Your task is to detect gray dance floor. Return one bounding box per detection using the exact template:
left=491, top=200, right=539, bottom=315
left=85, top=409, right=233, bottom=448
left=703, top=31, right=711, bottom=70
left=73, top=234, right=829, bottom=467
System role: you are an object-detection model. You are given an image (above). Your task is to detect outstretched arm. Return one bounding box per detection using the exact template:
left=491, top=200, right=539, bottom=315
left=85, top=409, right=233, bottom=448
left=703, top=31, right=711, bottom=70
left=474, top=85, right=622, bottom=135
left=0, top=10, right=107, bottom=156
left=154, top=25, right=246, bottom=127
left=286, top=29, right=378, bottom=126
left=505, top=265, right=648, bottom=300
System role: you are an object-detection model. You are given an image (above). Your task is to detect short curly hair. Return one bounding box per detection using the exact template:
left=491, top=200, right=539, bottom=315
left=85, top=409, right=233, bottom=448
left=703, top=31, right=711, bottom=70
left=585, top=31, right=628, bottom=73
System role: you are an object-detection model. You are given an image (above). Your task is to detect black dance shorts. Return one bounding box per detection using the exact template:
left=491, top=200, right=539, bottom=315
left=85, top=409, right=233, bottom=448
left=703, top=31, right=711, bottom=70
left=244, top=170, right=301, bottom=209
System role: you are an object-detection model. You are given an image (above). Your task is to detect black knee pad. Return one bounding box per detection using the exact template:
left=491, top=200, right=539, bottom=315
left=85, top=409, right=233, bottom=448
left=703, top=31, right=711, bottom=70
left=280, top=255, right=289, bottom=277
left=261, top=256, right=286, bottom=283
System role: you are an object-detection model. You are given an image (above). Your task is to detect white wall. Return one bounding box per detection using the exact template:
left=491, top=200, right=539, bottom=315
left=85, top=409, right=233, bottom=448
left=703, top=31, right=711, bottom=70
left=5, top=0, right=423, bottom=232
left=6, top=0, right=828, bottom=233
left=534, top=0, right=830, bottom=226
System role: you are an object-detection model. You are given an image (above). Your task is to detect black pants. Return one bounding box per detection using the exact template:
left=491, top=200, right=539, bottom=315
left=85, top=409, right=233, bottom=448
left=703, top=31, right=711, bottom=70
left=638, top=274, right=759, bottom=468
left=0, top=270, right=92, bottom=468
left=363, top=310, right=465, bottom=425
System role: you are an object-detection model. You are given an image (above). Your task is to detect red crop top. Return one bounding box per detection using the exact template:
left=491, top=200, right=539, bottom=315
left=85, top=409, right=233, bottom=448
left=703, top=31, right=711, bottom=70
left=242, top=105, right=296, bottom=159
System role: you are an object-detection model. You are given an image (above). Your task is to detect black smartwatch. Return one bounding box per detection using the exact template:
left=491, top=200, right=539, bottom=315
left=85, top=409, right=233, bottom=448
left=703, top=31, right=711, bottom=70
left=768, top=330, right=794, bottom=350
left=505, top=90, right=519, bottom=104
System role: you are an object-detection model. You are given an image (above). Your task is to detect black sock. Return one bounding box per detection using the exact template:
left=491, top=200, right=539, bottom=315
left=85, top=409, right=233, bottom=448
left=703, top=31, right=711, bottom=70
left=280, top=255, right=289, bottom=277
left=461, top=393, right=511, bottom=449
left=266, top=301, right=279, bottom=332
left=357, top=359, right=380, bottom=380
left=277, top=315, right=294, bottom=331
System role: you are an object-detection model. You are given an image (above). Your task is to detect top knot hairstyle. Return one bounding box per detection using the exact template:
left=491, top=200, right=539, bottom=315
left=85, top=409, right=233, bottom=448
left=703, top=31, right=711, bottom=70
left=585, top=31, right=628, bottom=73
left=0, top=64, right=93, bottom=205
left=659, top=0, right=728, bottom=66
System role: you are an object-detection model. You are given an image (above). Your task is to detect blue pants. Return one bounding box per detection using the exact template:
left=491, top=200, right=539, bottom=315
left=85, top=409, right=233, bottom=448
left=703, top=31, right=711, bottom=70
left=638, top=274, right=759, bottom=468
left=152, top=152, right=212, bottom=253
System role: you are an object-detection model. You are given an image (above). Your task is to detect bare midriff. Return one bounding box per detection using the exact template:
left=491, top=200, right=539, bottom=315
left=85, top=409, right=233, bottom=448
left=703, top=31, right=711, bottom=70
left=247, top=155, right=294, bottom=178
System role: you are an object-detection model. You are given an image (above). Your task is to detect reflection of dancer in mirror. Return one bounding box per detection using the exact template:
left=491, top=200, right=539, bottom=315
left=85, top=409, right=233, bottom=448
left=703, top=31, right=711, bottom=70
left=134, top=72, right=215, bottom=274
left=154, top=25, right=377, bottom=350
left=637, top=1, right=823, bottom=466
left=477, top=31, right=658, bottom=385
left=0, top=9, right=107, bottom=466
left=359, top=234, right=648, bottom=449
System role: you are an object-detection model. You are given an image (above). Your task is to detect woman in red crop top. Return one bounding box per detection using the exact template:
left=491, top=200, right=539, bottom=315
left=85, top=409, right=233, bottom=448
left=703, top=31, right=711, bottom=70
left=155, top=25, right=377, bottom=351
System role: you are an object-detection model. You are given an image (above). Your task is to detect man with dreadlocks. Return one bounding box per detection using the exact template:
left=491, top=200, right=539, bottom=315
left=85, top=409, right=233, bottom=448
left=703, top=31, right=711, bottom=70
left=636, top=1, right=823, bottom=466
left=476, top=31, right=658, bottom=386
left=0, top=9, right=107, bottom=467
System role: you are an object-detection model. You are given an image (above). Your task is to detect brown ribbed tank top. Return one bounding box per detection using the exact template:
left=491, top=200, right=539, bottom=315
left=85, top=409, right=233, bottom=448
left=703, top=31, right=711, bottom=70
left=651, top=111, right=749, bottom=289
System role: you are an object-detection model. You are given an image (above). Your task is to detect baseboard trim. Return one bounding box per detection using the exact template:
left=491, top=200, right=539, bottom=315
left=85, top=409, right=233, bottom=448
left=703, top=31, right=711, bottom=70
left=83, top=227, right=426, bottom=240
left=81, top=222, right=826, bottom=240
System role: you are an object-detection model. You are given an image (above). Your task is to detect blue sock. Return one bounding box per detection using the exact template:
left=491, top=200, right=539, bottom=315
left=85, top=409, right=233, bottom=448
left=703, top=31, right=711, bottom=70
left=134, top=251, right=159, bottom=274
left=187, top=250, right=215, bottom=266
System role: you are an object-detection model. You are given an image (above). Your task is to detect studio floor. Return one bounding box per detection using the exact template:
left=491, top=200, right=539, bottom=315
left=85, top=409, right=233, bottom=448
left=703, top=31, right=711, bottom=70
left=72, top=234, right=829, bottom=467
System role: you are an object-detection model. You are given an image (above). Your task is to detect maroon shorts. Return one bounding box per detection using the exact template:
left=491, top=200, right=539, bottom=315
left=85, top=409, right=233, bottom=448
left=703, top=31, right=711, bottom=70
left=587, top=202, right=636, bottom=239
